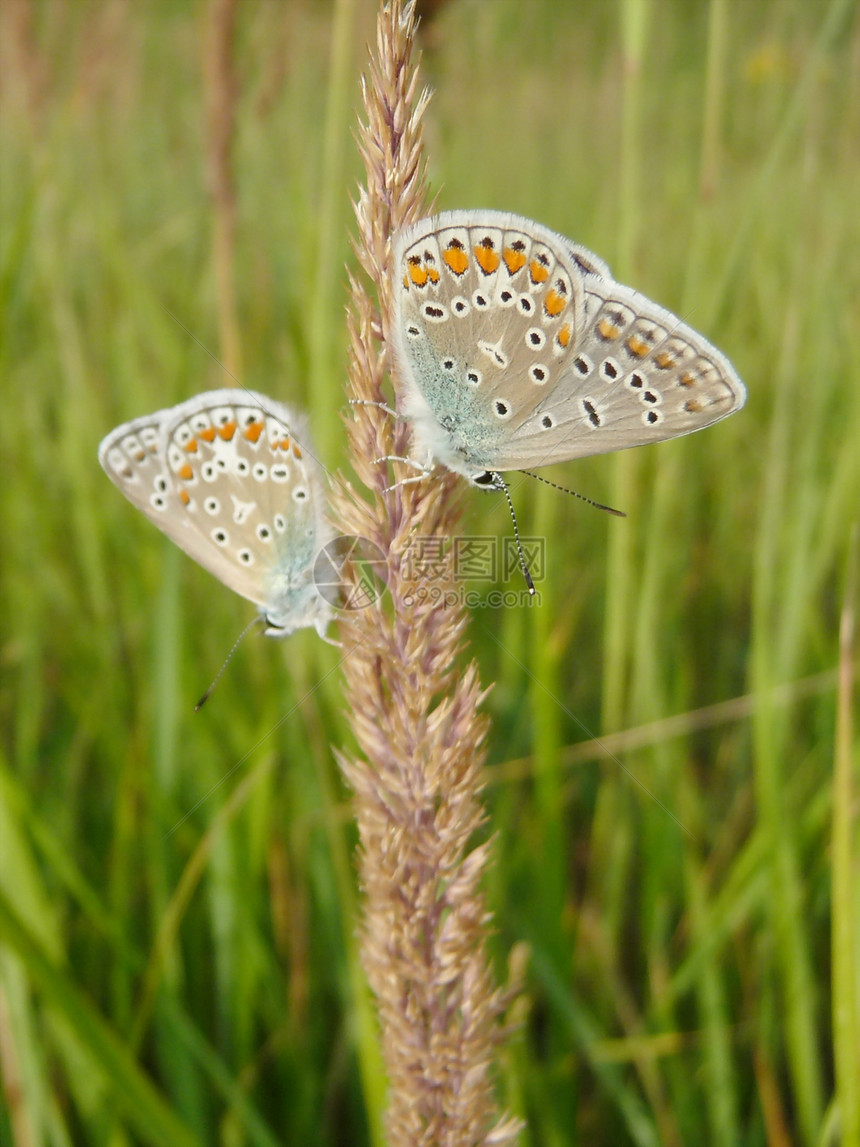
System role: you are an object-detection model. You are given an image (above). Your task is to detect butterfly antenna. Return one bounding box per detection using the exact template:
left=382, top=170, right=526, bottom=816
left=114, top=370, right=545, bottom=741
left=492, top=473, right=536, bottom=596
left=521, top=470, right=626, bottom=517
left=161, top=305, right=244, bottom=389
left=194, top=615, right=265, bottom=711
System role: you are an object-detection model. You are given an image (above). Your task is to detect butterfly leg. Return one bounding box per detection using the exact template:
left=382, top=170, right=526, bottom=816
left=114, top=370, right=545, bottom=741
left=349, top=398, right=399, bottom=419
left=372, top=454, right=429, bottom=470
left=369, top=453, right=435, bottom=493
left=315, top=621, right=343, bottom=648
left=382, top=472, right=434, bottom=493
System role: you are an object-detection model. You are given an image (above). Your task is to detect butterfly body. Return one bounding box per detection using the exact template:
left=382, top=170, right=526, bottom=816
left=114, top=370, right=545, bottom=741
left=99, top=389, right=335, bottom=638
left=392, top=211, right=745, bottom=484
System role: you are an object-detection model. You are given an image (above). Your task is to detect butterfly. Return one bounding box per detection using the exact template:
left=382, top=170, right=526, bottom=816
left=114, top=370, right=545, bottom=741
left=390, top=210, right=745, bottom=489
left=98, top=389, right=336, bottom=638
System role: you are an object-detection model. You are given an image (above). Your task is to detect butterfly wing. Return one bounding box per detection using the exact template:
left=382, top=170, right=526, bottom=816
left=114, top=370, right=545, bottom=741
left=99, top=389, right=334, bottom=632
left=392, top=210, right=745, bottom=474
left=392, top=211, right=588, bottom=476
left=502, top=271, right=746, bottom=468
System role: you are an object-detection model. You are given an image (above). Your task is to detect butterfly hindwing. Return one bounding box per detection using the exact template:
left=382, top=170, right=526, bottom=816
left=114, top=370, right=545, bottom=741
left=506, top=274, right=746, bottom=467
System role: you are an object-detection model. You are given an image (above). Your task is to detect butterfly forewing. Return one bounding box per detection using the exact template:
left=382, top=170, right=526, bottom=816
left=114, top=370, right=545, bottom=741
left=394, top=214, right=591, bottom=471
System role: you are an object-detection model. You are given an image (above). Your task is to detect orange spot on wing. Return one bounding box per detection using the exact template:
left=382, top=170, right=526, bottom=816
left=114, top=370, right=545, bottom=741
left=679, top=371, right=696, bottom=387
left=530, top=258, right=550, bottom=284
left=556, top=322, right=572, bottom=347
left=407, top=258, right=428, bottom=287
left=684, top=398, right=703, bottom=412
left=598, top=318, right=620, bottom=340
left=184, top=438, right=198, bottom=453
left=473, top=242, right=500, bottom=275
left=179, top=489, right=191, bottom=506
left=503, top=246, right=527, bottom=275
left=655, top=352, right=676, bottom=369
left=178, top=463, right=194, bottom=480
left=544, top=289, right=565, bottom=317
left=427, top=266, right=440, bottom=284
left=217, top=420, right=236, bottom=440
left=279, top=437, right=290, bottom=451
left=443, top=242, right=469, bottom=276
left=134, top=449, right=145, bottom=461
left=292, top=444, right=302, bottom=459
left=626, top=336, right=650, bottom=358
left=198, top=426, right=216, bottom=442
left=243, top=421, right=263, bottom=442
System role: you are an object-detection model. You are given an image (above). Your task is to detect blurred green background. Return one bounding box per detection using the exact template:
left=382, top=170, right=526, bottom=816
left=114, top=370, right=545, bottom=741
left=1, top=0, right=858, bottom=1144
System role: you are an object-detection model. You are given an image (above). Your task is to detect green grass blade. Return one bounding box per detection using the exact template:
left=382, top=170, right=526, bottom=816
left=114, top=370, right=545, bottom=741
left=0, top=890, right=200, bottom=1147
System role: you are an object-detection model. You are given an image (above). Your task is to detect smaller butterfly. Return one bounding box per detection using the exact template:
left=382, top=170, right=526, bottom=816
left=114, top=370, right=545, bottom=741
left=99, top=389, right=335, bottom=638
left=390, top=210, right=746, bottom=488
